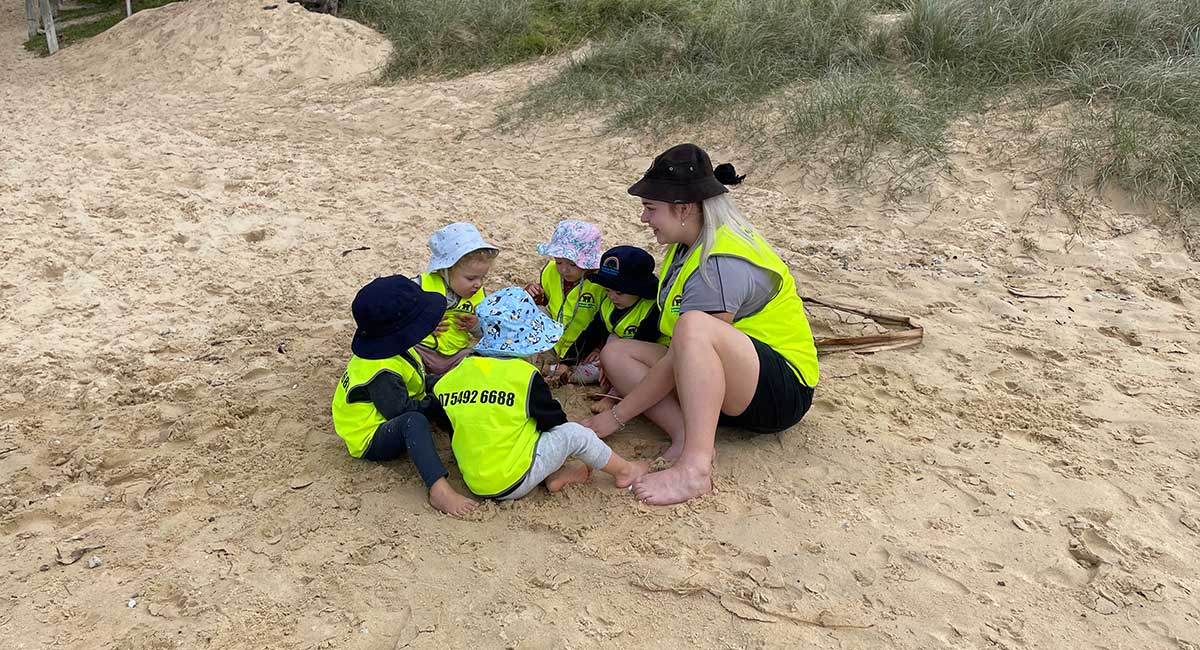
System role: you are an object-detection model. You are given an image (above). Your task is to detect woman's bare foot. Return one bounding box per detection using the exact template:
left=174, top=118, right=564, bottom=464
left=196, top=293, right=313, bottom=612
left=611, top=459, right=650, bottom=489
left=428, top=477, right=478, bottom=516
left=631, top=462, right=712, bottom=505
left=545, top=462, right=592, bottom=492
left=658, top=442, right=683, bottom=463
left=590, top=396, right=617, bottom=414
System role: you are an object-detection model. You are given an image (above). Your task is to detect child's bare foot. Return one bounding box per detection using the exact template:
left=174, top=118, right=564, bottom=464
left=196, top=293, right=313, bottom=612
left=590, top=396, right=617, bottom=414
left=545, top=462, right=592, bottom=492
left=428, top=477, right=478, bottom=516
left=612, top=459, right=650, bottom=489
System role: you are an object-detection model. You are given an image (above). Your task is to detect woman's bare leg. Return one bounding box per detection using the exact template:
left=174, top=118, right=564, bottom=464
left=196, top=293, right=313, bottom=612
left=598, top=340, right=686, bottom=458
left=632, top=312, right=760, bottom=505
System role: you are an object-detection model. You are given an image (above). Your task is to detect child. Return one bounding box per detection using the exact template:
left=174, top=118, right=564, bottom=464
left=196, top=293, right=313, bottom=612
left=331, top=275, right=477, bottom=517
left=575, top=246, right=670, bottom=411
left=523, top=220, right=603, bottom=384
left=435, top=287, right=649, bottom=501
left=414, top=223, right=499, bottom=378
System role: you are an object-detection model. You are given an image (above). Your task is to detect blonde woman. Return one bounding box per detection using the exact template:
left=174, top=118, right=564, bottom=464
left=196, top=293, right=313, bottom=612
left=584, top=144, right=819, bottom=505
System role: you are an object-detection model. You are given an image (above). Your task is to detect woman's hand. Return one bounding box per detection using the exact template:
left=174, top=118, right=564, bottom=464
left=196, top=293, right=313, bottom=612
left=524, top=283, right=547, bottom=306
left=582, top=408, right=621, bottom=438
left=433, top=318, right=450, bottom=334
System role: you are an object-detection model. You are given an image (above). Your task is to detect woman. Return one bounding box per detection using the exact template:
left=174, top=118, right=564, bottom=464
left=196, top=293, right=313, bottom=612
left=584, top=144, right=819, bottom=505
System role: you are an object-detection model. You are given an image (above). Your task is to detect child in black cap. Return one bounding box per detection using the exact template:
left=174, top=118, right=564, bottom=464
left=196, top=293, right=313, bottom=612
left=572, top=246, right=667, bottom=410
left=331, top=275, right=477, bottom=516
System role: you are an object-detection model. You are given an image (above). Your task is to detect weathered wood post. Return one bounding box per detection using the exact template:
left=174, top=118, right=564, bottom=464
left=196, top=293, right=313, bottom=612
left=25, top=0, right=38, bottom=39
left=38, top=0, right=59, bottom=54
left=125, top=0, right=132, bottom=17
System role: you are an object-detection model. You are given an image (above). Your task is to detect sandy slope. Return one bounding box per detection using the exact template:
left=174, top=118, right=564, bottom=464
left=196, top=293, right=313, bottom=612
left=1, top=1, right=1198, bottom=648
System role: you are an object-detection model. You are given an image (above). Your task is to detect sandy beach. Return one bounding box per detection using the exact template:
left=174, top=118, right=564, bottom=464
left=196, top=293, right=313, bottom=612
left=1, top=1, right=1198, bottom=648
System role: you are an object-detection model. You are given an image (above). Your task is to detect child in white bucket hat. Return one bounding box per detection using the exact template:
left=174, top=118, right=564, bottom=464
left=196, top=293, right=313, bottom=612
left=434, top=287, right=648, bottom=500
left=413, top=223, right=499, bottom=378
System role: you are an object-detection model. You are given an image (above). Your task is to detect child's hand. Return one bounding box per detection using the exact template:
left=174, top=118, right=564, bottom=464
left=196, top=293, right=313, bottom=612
left=454, top=313, right=478, bottom=331
left=524, top=283, right=547, bottom=306
left=546, top=364, right=570, bottom=386
left=433, top=318, right=451, bottom=334
left=582, top=350, right=601, bottom=366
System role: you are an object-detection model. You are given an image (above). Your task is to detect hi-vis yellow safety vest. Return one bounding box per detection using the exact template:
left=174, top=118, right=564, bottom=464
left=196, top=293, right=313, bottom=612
left=418, top=272, right=484, bottom=356
left=540, top=262, right=601, bottom=357
left=600, top=297, right=670, bottom=346
left=436, top=356, right=538, bottom=496
left=331, top=351, right=427, bottom=458
left=658, top=227, right=819, bottom=386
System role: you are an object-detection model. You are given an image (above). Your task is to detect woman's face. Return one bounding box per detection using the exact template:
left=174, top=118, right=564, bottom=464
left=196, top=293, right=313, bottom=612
left=640, top=199, right=691, bottom=244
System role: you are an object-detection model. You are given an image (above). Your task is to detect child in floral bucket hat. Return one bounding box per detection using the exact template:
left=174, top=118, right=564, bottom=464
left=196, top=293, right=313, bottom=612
left=523, top=220, right=604, bottom=384
left=435, top=287, right=648, bottom=500
left=414, top=222, right=499, bottom=378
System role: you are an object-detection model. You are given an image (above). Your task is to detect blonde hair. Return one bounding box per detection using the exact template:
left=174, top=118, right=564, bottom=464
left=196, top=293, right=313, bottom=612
left=675, top=193, right=761, bottom=285
left=452, top=248, right=499, bottom=269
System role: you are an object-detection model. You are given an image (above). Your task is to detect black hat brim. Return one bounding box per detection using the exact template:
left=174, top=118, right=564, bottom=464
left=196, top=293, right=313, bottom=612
left=627, top=175, right=727, bottom=204
left=590, top=271, right=658, bottom=300
left=351, top=289, right=446, bottom=360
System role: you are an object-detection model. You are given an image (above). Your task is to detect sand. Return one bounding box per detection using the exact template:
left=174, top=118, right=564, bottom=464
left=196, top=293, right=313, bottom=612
left=1, top=1, right=1199, bottom=648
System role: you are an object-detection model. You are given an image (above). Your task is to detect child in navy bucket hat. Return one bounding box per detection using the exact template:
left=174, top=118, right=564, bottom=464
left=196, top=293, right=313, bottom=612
left=414, top=223, right=500, bottom=378
left=573, top=246, right=670, bottom=408
left=331, top=275, right=477, bottom=517
left=434, top=287, right=649, bottom=501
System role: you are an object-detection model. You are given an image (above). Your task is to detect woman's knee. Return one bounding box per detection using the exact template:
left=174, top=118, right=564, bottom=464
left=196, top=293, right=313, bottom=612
left=673, top=311, right=720, bottom=351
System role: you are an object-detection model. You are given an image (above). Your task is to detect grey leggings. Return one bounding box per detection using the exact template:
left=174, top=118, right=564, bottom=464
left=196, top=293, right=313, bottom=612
left=497, top=422, right=613, bottom=501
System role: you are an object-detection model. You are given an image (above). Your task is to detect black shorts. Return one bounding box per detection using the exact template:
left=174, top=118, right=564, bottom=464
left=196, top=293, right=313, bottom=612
left=718, top=337, right=814, bottom=433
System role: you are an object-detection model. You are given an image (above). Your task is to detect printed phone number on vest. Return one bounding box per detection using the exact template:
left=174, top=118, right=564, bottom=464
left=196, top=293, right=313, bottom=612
left=438, top=389, right=517, bottom=407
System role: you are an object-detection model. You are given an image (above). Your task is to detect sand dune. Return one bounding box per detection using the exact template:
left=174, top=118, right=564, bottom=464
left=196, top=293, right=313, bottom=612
left=1, top=1, right=1198, bottom=649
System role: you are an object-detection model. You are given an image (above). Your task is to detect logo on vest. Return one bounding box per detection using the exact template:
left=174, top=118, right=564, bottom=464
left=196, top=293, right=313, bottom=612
left=457, top=300, right=473, bottom=313
left=622, top=325, right=638, bottom=338
left=671, top=294, right=683, bottom=313
left=579, top=292, right=596, bottom=309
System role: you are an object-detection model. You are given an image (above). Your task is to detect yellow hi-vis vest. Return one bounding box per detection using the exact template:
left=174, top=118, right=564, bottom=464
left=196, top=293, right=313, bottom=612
left=331, top=351, right=427, bottom=458
left=417, top=272, right=484, bottom=356
left=658, top=227, right=820, bottom=386
left=600, top=297, right=671, bottom=346
left=540, top=262, right=601, bottom=357
left=435, top=356, right=538, bottom=496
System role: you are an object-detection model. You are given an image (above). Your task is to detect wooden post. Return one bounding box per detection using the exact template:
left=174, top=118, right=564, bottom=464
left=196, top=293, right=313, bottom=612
left=25, top=0, right=38, bottom=39
left=125, top=0, right=132, bottom=17
left=38, top=0, right=59, bottom=54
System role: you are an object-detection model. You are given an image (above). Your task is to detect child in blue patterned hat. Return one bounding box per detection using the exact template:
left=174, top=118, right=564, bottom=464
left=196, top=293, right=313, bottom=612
left=435, top=287, right=648, bottom=500
left=413, top=223, right=500, bottom=379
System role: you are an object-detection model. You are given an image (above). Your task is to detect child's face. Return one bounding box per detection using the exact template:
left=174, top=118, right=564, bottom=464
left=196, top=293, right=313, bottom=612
left=554, top=257, right=584, bottom=283
left=448, top=258, right=492, bottom=297
left=606, top=288, right=638, bottom=309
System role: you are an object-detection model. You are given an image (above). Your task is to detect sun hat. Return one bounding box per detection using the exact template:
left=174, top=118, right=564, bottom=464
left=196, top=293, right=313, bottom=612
left=350, top=275, right=447, bottom=360
left=627, top=143, right=745, bottom=204
left=536, top=220, right=601, bottom=270
left=425, top=223, right=499, bottom=274
left=475, top=286, right=564, bottom=357
left=588, top=246, right=658, bottom=300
